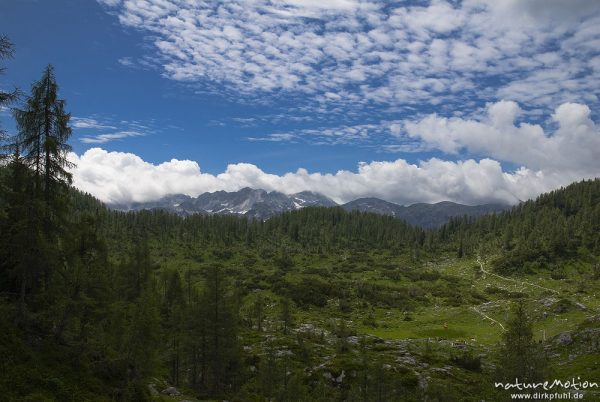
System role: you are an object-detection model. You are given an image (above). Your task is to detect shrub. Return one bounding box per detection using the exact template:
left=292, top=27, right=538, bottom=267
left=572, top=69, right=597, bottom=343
left=450, top=351, right=482, bottom=372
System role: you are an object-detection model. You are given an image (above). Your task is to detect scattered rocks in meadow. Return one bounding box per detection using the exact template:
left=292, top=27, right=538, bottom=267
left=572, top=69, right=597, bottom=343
left=584, top=314, right=600, bottom=323
left=395, top=353, right=417, bottom=366
left=298, top=323, right=315, bottom=333
left=275, top=348, right=294, bottom=357
left=429, top=366, right=452, bottom=375
left=346, top=336, right=360, bottom=345
left=575, top=328, right=600, bottom=352
left=541, top=297, right=558, bottom=308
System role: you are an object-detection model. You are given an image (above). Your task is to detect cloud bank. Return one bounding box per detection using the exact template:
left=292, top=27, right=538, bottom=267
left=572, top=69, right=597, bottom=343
left=68, top=149, right=582, bottom=207
left=69, top=99, right=600, bottom=206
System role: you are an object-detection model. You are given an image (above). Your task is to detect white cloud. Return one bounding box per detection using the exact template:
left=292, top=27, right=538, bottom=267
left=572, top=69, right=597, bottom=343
left=69, top=147, right=582, bottom=207
left=80, top=130, right=145, bottom=144
left=117, top=57, right=134, bottom=67
left=71, top=117, right=117, bottom=130
left=404, top=101, right=600, bottom=175
left=250, top=122, right=394, bottom=146
left=97, top=0, right=600, bottom=114
left=73, top=116, right=157, bottom=144
left=97, top=0, right=121, bottom=6
left=247, top=133, right=297, bottom=142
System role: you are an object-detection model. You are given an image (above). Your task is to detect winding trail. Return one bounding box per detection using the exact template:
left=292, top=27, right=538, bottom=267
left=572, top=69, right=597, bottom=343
left=470, top=306, right=505, bottom=332
left=469, top=254, right=558, bottom=333
left=476, top=255, right=558, bottom=295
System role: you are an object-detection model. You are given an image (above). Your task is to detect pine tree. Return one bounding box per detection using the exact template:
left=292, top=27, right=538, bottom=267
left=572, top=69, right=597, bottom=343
left=280, top=297, right=293, bottom=335
left=253, top=292, right=265, bottom=331
left=202, top=264, right=241, bottom=395
left=164, top=270, right=185, bottom=385
left=14, top=65, right=73, bottom=199
left=10, top=65, right=74, bottom=294
left=496, top=302, right=546, bottom=387
left=0, top=35, right=18, bottom=146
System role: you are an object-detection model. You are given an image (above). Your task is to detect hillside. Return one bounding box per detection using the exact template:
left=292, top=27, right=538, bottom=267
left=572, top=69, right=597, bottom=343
left=0, top=173, right=599, bottom=401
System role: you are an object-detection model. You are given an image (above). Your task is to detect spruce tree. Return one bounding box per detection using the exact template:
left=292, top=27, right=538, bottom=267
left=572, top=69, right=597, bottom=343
left=14, top=64, right=73, bottom=199
left=0, top=35, right=18, bottom=145
left=11, top=65, right=73, bottom=293
left=202, top=264, right=241, bottom=395
left=496, top=302, right=546, bottom=387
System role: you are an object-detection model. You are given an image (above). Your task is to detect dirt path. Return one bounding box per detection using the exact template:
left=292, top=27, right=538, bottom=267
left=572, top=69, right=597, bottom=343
left=469, top=254, right=559, bottom=333
left=477, top=255, right=558, bottom=294
left=470, top=306, right=506, bottom=332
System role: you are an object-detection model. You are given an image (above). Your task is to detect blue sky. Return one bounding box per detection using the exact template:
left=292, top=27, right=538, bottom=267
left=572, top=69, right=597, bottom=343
left=1, top=0, right=599, bottom=205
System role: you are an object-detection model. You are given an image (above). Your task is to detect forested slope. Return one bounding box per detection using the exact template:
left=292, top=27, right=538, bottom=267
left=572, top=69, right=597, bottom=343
left=2, top=157, right=598, bottom=400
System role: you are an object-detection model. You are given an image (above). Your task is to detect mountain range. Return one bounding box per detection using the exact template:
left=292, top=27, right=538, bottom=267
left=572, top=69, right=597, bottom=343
left=110, top=188, right=509, bottom=228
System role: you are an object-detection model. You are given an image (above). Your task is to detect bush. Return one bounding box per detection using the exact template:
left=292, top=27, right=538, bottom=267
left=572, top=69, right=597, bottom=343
left=274, top=253, right=294, bottom=270
left=285, top=278, right=330, bottom=308
left=450, top=351, right=482, bottom=372
left=211, top=248, right=233, bottom=260
left=550, top=266, right=567, bottom=280
left=418, top=270, right=441, bottom=281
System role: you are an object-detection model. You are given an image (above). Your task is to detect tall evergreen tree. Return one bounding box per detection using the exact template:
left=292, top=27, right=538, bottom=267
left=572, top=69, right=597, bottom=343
left=14, top=65, right=73, bottom=198
left=0, top=35, right=18, bottom=145
left=0, top=35, right=18, bottom=221
left=201, top=265, right=241, bottom=395
left=496, top=302, right=546, bottom=387
left=10, top=65, right=73, bottom=294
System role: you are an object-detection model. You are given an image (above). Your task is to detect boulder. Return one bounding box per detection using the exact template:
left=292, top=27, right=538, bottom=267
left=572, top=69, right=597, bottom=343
left=346, top=336, right=360, bottom=345
left=161, top=386, right=180, bottom=396
left=554, top=331, right=573, bottom=346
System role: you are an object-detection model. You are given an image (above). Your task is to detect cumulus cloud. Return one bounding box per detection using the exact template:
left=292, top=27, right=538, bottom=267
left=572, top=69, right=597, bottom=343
left=404, top=101, right=600, bottom=175
left=69, top=148, right=581, bottom=207
left=96, top=0, right=600, bottom=116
